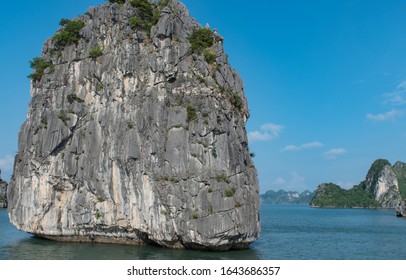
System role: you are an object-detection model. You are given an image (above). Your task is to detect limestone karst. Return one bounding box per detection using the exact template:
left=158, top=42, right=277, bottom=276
left=8, top=0, right=260, bottom=250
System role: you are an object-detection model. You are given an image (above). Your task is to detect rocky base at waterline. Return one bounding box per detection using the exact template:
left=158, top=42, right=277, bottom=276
left=310, top=159, right=405, bottom=209
left=396, top=202, right=406, bottom=217
left=8, top=0, right=260, bottom=251
left=0, top=170, right=7, bottom=208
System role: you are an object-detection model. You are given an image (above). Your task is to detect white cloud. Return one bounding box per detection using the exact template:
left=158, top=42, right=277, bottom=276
left=286, top=171, right=306, bottom=191
left=282, top=141, right=323, bottom=152
left=283, top=145, right=301, bottom=151
left=273, top=177, right=286, bottom=185
left=248, top=131, right=274, bottom=142
left=302, top=141, right=323, bottom=149
left=366, top=109, right=403, bottom=121
left=248, top=123, right=284, bottom=142
left=384, top=93, right=406, bottom=105
left=323, top=148, right=347, bottom=160
left=383, top=81, right=406, bottom=105
left=289, top=171, right=305, bottom=184
left=271, top=172, right=306, bottom=191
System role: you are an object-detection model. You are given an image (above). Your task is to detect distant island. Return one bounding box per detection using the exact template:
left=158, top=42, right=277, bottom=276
left=0, top=169, right=7, bottom=208
left=310, top=159, right=406, bottom=210
left=261, top=189, right=314, bottom=205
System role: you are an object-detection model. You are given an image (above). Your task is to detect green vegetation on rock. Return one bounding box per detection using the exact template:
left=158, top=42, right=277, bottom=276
left=394, top=161, right=406, bottom=200
left=89, top=46, right=103, bottom=59
left=130, top=0, right=153, bottom=19
left=129, top=0, right=161, bottom=36
left=27, top=57, right=53, bottom=82
left=310, top=183, right=380, bottom=208
left=186, top=105, right=197, bottom=122
left=203, top=49, right=217, bottom=64
left=109, top=0, right=125, bottom=4
left=130, top=16, right=148, bottom=31
left=365, top=159, right=391, bottom=185
left=58, top=111, right=71, bottom=125
left=216, top=174, right=231, bottom=184
left=189, top=28, right=215, bottom=53
left=310, top=158, right=405, bottom=209
left=224, top=188, right=235, bottom=197
left=53, top=19, right=85, bottom=49
left=230, top=92, right=243, bottom=111
left=67, top=93, right=84, bottom=104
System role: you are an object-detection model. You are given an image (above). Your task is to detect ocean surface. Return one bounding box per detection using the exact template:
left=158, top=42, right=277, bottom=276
left=1, top=204, right=406, bottom=260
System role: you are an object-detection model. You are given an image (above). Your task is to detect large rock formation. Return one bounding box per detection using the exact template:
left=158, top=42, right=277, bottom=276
left=310, top=159, right=403, bottom=209
left=393, top=161, right=406, bottom=199
left=0, top=170, right=7, bottom=208
left=359, top=159, right=402, bottom=208
left=8, top=0, right=260, bottom=250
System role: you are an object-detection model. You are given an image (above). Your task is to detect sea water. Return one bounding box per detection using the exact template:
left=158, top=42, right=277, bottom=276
left=1, top=205, right=406, bottom=260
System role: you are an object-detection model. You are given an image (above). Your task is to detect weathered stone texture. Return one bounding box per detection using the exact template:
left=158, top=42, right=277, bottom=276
left=360, top=160, right=402, bottom=209
left=8, top=0, right=259, bottom=250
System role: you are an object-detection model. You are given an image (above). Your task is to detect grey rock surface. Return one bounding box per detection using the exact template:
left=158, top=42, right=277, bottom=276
left=360, top=159, right=402, bottom=208
left=8, top=0, right=259, bottom=250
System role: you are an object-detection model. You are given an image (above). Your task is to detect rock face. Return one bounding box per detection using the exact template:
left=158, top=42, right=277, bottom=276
left=393, top=161, right=406, bottom=199
left=0, top=170, right=7, bottom=208
left=359, top=159, right=402, bottom=208
left=8, top=0, right=259, bottom=250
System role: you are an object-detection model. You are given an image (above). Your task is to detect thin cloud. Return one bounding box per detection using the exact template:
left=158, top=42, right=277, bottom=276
left=366, top=109, right=403, bottom=121
left=271, top=172, right=306, bottom=191
left=282, top=141, right=323, bottom=152
left=384, top=93, right=406, bottom=105
left=323, top=148, right=347, bottom=160
left=248, top=123, right=284, bottom=142
left=273, top=177, right=286, bottom=185
left=383, top=81, right=406, bottom=105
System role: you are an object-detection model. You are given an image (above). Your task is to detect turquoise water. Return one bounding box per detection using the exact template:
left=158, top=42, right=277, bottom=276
left=1, top=205, right=406, bottom=260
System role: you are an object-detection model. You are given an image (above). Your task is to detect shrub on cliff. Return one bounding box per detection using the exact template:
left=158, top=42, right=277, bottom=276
left=89, top=46, right=103, bottom=59
left=230, top=92, right=243, bottom=111
left=189, top=28, right=215, bottom=53
left=130, top=16, right=147, bottom=31
left=203, top=49, right=217, bottom=64
left=109, top=0, right=125, bottom=4
left=187, top=105, right=197, bottom=122
left=130, top=0, right=153, bottom=20
left=27, top=57, right=53, bottom=82
left=53, top=19, right=85, bottom=48
left=129, top=0, right=161, bottom=36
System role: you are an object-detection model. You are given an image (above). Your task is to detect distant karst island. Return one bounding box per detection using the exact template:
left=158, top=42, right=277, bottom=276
left=261, top=159, right=406, bottom=217
left=7, top=0, right=259, bottom=251
left=260, top=189, right=314, bottom=205
left=0, top=169, right=7, bottom=208
left=310, top=159, right=406, bottom=216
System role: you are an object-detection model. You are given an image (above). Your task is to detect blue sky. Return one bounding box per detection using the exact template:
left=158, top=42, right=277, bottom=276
left=1, top=0, right=406, bottom=193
